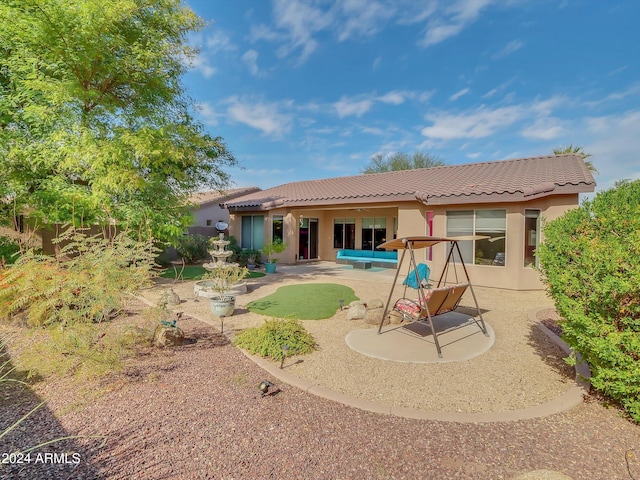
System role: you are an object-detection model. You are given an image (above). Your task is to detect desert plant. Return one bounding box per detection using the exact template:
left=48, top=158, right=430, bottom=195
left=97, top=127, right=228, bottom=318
left=174, top=234, right=210, bottom=264
left=261, top=239, right=287, bottom=263
left=0, top=230, right=157, bottom=327
left=233, top=318, right=316, bottom=361
left=200, top=264, right=249, bottom=301
left=538, top=179, right=640, bottom=422
left=239, top=248, right=261, bottom=267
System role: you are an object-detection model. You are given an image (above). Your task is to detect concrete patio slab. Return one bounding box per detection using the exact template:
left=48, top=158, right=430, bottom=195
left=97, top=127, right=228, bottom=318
left=346, top=313, right=495, bottom=363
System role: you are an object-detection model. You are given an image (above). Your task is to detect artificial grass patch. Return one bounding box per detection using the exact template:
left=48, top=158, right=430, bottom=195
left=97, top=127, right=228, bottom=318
left=159, top=266, right=265, bottom=280
left=247, top=283, right=358, bottom=320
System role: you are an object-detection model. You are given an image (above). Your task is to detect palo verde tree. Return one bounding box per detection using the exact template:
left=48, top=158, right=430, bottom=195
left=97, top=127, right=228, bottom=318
left=362, top=151, right=445, bottom=174
left=538, top=180, right=640, bottom=422
left=0, top=0, right=235, bottom=242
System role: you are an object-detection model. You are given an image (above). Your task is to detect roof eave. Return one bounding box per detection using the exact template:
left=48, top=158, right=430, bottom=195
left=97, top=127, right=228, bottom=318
left=418, top=183, right=596, bottom=206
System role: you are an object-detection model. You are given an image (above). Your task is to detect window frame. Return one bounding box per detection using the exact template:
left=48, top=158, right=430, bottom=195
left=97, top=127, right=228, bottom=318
left=445, top=209, right=507, bottom=267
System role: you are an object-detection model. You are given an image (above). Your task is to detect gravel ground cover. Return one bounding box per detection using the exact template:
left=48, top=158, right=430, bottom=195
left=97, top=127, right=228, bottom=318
left=1, top=265, right=639, bottom=479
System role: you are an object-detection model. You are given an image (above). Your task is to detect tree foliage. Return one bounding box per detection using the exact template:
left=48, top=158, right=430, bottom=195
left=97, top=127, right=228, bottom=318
left=0, top=229, right=156, bottom=326
left=362, top=151, right=445, bottom=174
left=538, top=180, right=640, bottom=422
left=552, top=144, right=598, bottom=175
left=0, top=0, right=235, bottom=241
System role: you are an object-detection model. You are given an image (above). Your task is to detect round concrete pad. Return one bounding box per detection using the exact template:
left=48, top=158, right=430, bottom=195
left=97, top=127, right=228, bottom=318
left=345, top=312, right=495, bottom=363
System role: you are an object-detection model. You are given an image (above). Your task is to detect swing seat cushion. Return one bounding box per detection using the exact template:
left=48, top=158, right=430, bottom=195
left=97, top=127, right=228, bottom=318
left=393, top=283, right=469, bottom=320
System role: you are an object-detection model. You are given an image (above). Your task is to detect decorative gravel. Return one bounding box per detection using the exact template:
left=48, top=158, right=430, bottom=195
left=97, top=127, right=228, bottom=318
left=2, top=269, right=640, bottom=479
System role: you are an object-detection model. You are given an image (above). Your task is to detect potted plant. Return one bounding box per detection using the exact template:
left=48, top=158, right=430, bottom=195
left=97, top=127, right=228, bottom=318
left=201, top=264, right=249, bottom=317
left=240, top=248, right=261, bottom=270
left=261, top=239, right=287, bottom=273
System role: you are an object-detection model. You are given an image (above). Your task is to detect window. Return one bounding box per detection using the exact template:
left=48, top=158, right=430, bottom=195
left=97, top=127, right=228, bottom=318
left=272, top=215, right=284, bottom=243
left=446, top=210, right=506, bottom=266
left=333, top=218, right=355, bottom=249
left=524, top=209, right=540, bottom=268
left=241, top=215, right=264, bottom=250
left=206, top=219, right=212, bottom=226
left=362, top=217, right=387, bottom=251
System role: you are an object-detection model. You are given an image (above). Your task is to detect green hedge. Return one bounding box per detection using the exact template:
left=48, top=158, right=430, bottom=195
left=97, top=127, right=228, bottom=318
left=538, top=180, right=640, bottom=422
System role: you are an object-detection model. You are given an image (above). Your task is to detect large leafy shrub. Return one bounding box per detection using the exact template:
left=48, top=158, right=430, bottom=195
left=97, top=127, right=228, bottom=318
left=0, top=230, right=156, bottom=326
left=538, top=180, right=640, bottom=422
left=0, top=236, right=21, bottom=265
left=174, top=234, right=210, bottom=264
left=233, top=318, right=316, bottom=361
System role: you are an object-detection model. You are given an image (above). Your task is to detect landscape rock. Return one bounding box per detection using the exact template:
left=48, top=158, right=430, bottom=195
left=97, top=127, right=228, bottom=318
left=347, top=304, right=366, bottom=320
left=154, top=325, right=185, bottom=347
left=366, top=299, right=384, bottom=309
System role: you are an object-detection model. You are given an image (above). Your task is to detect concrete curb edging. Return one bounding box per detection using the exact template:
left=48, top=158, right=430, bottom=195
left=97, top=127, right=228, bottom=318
left=238, top=308, right=592, bottom=423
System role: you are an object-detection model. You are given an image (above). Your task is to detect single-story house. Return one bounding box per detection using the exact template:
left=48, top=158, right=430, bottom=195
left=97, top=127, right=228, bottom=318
left=223, top=154, right=596, bottom=290
left=188, top=186, right=260, bottom=237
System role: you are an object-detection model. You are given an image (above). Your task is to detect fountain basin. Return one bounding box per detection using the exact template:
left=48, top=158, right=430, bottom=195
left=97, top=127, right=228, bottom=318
left=194, top=280, right=248, bottom=298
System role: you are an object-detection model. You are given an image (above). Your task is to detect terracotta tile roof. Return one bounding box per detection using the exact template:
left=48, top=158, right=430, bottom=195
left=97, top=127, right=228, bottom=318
left=225, top=154, right=596, bottom=210
left=189, top=187, right=261, bottom=206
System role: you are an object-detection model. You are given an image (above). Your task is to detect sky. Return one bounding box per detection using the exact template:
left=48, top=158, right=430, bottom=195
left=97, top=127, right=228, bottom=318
left=183, top=0, right=640, bottom=194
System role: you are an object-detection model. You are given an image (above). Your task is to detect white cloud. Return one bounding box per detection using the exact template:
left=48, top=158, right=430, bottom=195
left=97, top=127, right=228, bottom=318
left=583, top=110, right=640, bottom=190
left=421, top=105, right=523, bottom=140
left=225, top=97, right=293, bottom=138
left=450, top=88, right=470, bottom=101
left=377, top=91, right=406, bottom=105
left=418, top=0, right=495, bottom=47
left=482, top=88, right=498, bottom=99
left=520, top=117, right=565, bottom=140
left=333, top=97, right=374, bottom=118
left=196, top=102, right=221, bottom=126
left=419, top=23, right=464, bottom=47
left=583, top=82, right=640, bottom=108
left=241, top=49, right=260, bottom=76
left=336, top=0, right=394, bottom=41
left=268, top=0, right=332, bottom=64
left=205, top=30, right=237, bottom=53
left=491, top=39, right=523, bottom=59
left=187, top=52, right=217, bottom=78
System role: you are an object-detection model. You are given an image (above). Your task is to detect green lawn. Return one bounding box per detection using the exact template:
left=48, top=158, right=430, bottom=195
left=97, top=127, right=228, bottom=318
left=247, top=283, right=358, bottom=320
left=159, top=265, right=265, bottom=280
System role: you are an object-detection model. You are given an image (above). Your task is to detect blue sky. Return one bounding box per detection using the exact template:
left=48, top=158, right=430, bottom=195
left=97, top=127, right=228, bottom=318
left=183, top=0, right=639, bottom=193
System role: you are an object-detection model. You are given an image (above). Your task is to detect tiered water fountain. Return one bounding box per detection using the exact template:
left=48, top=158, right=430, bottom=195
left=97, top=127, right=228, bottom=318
left=193, top=233, right=248, bottom=299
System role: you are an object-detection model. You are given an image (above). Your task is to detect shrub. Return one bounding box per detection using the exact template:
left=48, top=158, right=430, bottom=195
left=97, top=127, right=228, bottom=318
left=0, top=230, right=156, bottom=327
left=0, top=236, right=21, bottom=265
left=233, top=318, right=316, bottom=360
left=174, top=234, right=210, bottom=264
left=538, top=180, right=640, bottom=422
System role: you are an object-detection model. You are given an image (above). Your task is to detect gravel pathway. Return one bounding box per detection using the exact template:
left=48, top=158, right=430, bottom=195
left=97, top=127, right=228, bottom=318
left=1, top=266, right=639, bottom=479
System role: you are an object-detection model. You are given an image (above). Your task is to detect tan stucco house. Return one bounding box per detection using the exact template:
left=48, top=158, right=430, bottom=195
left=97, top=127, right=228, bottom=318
left=187, top=187, right=260, bottom=236
left=224, top=154, right=596, bottom=290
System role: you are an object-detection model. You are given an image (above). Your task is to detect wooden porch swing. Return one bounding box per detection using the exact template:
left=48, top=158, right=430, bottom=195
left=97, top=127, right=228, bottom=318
left=377, top=236, right=489, bottom=358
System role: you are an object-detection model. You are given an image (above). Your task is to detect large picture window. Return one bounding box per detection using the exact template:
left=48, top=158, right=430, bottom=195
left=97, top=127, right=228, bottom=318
left=241, top=215, right=264, bottom=250
left=446, top=210, right=506, bottom=266
left=333, top=218, right=355, bottom=249
left=362, top=217, right=387, bottom=251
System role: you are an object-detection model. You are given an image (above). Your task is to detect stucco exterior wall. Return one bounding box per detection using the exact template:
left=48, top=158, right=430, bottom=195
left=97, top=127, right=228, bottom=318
left=227, top=193, right=581, bottom=290
left=191, top=203, right=230, bottom=228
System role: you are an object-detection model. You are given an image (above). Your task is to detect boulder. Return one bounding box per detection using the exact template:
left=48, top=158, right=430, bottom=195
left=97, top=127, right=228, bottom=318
left=347, top=303, right=366, bottom=320
left=154, top=325, right=185, bottom=347
left=366, top=299, right=384, bottom=309
left=348, top=300, right=367, bottom=308
left=364, top=307, right=384, bottom=325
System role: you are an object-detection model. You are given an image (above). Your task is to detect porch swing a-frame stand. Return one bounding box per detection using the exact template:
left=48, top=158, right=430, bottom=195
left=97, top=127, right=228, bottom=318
left=376, top=236, right=489, bottom=358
